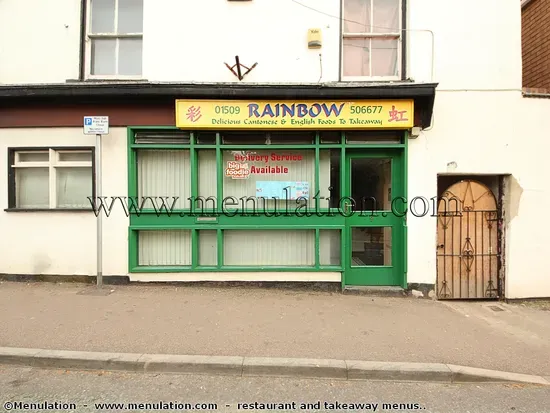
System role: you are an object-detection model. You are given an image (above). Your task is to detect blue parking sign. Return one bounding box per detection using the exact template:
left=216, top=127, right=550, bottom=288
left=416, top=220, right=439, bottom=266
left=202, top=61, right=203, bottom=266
left=83, top=116, right=109, bottom=135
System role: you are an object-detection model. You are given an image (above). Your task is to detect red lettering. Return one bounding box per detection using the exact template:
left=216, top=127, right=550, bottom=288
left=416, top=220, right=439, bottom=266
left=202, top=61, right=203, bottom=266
left=269, top=153, right=304, bottom=162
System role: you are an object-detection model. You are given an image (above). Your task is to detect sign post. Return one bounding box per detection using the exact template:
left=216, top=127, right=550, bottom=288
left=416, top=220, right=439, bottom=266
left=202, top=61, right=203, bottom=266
left=84, top=116, right=109, bottom=288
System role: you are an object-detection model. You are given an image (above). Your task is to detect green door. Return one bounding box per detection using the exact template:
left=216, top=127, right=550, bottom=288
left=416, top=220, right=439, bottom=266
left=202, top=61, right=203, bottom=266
left=343, top=150, right=406, bottom=287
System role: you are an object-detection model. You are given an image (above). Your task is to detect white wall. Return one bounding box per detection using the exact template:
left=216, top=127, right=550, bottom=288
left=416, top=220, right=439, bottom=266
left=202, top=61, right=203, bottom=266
left=145, top=0, right=524, bottom=85
left=0, top=0, right=81, bottom=84
left=0, top=128, right=128, bottom=276
left=0, top=0, right=523, bottom=86
left=143, top=0, right=339, bottom=83
left=407, top=0, right=523, bottom=87
left=407, top=93, right=550, bottom=298
left=2, top=0, right=548, bottom=298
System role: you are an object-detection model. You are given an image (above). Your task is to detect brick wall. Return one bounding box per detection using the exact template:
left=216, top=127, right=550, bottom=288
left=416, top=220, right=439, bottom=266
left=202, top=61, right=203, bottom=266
left=522, top=0, right=550, bottom=91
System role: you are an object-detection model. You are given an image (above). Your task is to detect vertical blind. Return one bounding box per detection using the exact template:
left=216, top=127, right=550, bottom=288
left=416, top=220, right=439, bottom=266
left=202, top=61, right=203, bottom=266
left=224, top=230, right=315, bottom=266
left=139, top=230, right=192, bottom=266
left=137, top=150, right=191, bottom=209
left=137, top=147, right=339, bottom=267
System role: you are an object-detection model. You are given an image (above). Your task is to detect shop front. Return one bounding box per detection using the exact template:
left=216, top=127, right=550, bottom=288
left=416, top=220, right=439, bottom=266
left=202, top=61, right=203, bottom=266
left=128, top=99, right=412, bottom=287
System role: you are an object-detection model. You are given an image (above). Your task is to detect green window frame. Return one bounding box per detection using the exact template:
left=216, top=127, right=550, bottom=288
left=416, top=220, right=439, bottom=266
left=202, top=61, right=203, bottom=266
left=127, top=127, right=406, bottom=275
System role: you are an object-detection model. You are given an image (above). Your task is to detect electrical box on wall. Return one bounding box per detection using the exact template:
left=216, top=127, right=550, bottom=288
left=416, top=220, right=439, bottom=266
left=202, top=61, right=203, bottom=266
left=409, top=126, right=421, bottom=138
left=308, top=28, right=322, bottom=49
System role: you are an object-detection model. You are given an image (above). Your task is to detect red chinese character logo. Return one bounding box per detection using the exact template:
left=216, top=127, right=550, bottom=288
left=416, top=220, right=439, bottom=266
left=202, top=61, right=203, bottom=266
left=186, top=106, right=202, bottom=122
left=388, top=105, right=408, bottom=122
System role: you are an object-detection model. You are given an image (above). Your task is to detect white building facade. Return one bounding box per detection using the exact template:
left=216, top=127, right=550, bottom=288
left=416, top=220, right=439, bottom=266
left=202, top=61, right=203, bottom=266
left=0, top=0, right=548, bottom=299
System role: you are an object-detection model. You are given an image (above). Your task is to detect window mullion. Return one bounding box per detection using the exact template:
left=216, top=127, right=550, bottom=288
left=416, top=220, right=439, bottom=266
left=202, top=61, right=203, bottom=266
left=370, top=0, right=374, bottom=32
left=369, top=38, right=373, bottom=77
left=397, top=34, right=401, bottom=77
left=114, top=0, right=119, bottom=32
left=315, top=134, right=320, bottom=209
left=216, top=133, right=223, bottom=212
left=115, top=38, right=120, bottom=75
left=49, top=149, right=56, bottom=209
left=190, top=134, right=197, bottom=213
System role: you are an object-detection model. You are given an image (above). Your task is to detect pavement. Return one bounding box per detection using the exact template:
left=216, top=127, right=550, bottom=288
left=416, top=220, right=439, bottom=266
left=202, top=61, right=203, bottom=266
left=1, top=281, right=550, bottom=384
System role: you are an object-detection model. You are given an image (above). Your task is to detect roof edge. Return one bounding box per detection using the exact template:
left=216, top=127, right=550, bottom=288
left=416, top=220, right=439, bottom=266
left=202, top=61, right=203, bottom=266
left=0, top=81, right=439, bottom=99
left=0, top=81, right=438, bottom=129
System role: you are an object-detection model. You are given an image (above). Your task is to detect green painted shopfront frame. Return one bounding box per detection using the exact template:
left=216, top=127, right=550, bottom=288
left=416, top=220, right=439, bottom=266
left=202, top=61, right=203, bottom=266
left=127, top=127, right=408, bottom=289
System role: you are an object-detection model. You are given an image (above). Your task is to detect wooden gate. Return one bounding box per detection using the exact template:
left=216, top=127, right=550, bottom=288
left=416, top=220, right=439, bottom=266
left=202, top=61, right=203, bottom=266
left=436, top=180, right=500, bottom=299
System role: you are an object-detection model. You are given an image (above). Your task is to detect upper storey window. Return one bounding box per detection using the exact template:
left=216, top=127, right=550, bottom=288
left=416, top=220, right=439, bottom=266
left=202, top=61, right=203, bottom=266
left=342, top=0, right=401, bottom=80
left=86, top=0, right=144, bottom=78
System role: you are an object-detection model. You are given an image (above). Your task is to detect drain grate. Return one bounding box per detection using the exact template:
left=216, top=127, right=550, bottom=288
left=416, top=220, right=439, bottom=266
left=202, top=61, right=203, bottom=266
left=489, top=305, right=505, bottom=312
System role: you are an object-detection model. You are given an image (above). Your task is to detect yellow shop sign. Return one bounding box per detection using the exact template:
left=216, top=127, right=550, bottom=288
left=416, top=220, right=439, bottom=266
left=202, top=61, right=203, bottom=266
left=175, top=99, right=414, bottom=130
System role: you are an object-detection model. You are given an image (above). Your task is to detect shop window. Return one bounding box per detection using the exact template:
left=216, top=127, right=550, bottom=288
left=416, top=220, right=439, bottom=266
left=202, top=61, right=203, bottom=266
left=350, top=157, right=392, bottom=211
left=342, top=0, right=401, bottom=79
left=221, top=132, right=315, bottom=145
left=197, top=150, right=217, bottom=212
left=319, top=150, right=341, bottom=209
left=222, top=132, right=266, bottom=145
left=320, top=131, right=341, bottom=144
left=351, top=227, right=392, bottom=266
left=196, top=133, right=217, bottom=145
left=320, top=230, right=342, bottom=266
left=8, top=148, right=94, bottom=210
left=87, top=0, right=144, bottom=78
left=345, top=131, right=402, bottom=144
left=138, top=230, right=192, bottom=266
left=137, top=149, right=191, bottom=210
left=223, top=230, right=315, bottom=266
left=198, top=230, right=217, bottom=266
left=223, top=149, right=315, bottom=210
left=134, top=131, right=191, bottom=144
left=268, top=132, right=315, bottom=145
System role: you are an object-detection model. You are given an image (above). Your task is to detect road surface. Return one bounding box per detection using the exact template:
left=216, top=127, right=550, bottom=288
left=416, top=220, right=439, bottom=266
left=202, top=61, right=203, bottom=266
left=1, top=366, right=549, bottom=413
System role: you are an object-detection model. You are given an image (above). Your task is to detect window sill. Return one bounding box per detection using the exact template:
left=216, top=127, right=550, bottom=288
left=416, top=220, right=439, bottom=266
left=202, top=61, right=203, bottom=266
left=84, top=76, right=147, bottom=82
left=129, top=266, right=344, bottom=273
left=340, top=76, right=401, bottom=83
left=4, top=208, right=95, bottom=213
left=66, top=78, right=149, bottom=84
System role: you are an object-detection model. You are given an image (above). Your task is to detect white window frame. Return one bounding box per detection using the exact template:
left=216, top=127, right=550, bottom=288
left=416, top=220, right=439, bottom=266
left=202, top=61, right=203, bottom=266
left=9, top=148, right=94, bottom=210
left=85, top=0, right=144, bottom=80
left=341, top=0, right=403, bottom=81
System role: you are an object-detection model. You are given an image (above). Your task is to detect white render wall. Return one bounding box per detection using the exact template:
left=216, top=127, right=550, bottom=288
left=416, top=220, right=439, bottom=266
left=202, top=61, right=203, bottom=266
left=409, top=93, right=550, bottom=298
left=1, top=0, right=549, bottom=298
left=0, top=0, right=81, bottom=84
left=0, top=0, right=523, bottom=86
left=0, top=128, right=129, bottom=277
left=1, top=98, right=548, bottom=298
